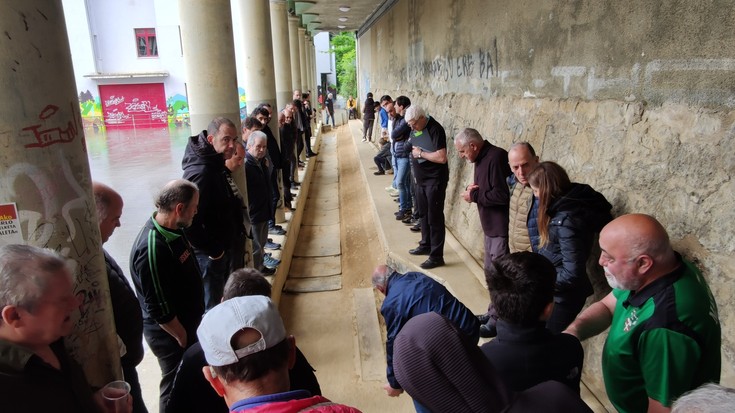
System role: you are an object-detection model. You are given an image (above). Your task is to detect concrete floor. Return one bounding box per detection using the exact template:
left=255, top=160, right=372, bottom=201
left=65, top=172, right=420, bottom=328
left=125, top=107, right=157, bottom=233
left=135, top=119, right=609, bottom=412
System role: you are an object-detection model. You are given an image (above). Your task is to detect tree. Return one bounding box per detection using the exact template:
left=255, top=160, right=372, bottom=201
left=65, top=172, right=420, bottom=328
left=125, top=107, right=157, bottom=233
left=330, top=32, right=357, bottom=99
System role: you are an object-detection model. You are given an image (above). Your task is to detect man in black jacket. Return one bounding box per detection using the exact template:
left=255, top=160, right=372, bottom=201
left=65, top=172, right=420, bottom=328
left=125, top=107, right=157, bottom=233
left=244, top=131, right=275, bottom=275
left=181, top=117, right=241, bottom=310
left=93, top=182, right=147, bottom=413
left=130, top=179, right=204, bottom=412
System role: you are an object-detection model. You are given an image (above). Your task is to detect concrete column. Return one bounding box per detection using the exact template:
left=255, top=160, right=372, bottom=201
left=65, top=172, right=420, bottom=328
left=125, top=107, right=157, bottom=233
left=179, top=0, right=251, bottom=264
left=270, top=1, right=293, bottom=110
left=288, top=17, right=302, bottom=95
left=237, top=0, right=285, bottom=224
left=179, top=0, right=240, bottom=133
left=298, top=27, right=308, bottom=91
left=307, top=36, right=317, bottom=127
left=0, top=0, right=119, bottom=387
left=309, top=36, right=317, bottom=107
left=306, top=35, right=315, bottom=96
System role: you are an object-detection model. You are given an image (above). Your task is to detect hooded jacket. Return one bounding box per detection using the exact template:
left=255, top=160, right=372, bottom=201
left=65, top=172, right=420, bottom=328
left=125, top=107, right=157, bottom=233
left=538, top=183, right=612, bottom=302
left=182, top=130, right=241, bottom=257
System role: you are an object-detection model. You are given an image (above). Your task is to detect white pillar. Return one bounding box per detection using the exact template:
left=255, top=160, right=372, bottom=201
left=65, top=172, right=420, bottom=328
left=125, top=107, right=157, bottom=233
left=0, top=0, right=119, bottom=387
left=179, top=0, right=240, bottom=133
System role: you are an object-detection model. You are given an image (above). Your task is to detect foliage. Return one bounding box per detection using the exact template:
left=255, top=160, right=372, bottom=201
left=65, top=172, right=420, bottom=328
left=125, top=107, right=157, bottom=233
left=330, top=32, right=357, bottom=98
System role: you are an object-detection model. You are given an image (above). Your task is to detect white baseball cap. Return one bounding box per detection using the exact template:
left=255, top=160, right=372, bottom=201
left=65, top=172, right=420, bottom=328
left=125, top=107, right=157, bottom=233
left=197, top=296, right=286, bottom=367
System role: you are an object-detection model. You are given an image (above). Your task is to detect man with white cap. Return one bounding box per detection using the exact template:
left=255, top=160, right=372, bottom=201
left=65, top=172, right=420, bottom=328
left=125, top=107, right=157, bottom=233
left=197, top=296, right=361, bottom=412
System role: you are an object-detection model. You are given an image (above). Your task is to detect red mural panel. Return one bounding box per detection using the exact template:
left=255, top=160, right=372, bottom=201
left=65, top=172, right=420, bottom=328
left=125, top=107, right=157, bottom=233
left=99, top=83, right=167, bottom=129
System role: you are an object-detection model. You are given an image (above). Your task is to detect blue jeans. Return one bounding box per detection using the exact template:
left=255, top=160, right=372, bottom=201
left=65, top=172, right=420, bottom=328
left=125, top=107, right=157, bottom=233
left=413, top=399, right=432, bottom=413
left=395, top=157, right=412, bottom=212
left=195, top=249, right=231, bottom=311
left=390, top=145, right=398, bottom=187
left=251, top=221, right=269, bottom=271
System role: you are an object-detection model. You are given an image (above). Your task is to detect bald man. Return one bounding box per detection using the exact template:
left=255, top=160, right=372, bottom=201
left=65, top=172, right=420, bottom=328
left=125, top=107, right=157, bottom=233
left=565, top=214, right=721, bottom=413
left=93, top=182, right=147, bottom=413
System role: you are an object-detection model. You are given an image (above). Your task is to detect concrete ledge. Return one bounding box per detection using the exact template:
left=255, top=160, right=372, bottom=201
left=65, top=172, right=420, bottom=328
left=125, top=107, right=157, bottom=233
left=271, top=121, right=323, bottom=306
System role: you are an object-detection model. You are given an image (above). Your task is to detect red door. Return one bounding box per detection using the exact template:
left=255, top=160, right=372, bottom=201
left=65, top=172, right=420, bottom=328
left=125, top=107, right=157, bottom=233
left=99, top=83, right=167, bottom=129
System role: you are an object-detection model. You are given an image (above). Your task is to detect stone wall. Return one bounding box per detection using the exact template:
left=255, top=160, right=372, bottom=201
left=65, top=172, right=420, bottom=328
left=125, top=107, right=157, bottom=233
left=358, top=0, right=735, bottom=404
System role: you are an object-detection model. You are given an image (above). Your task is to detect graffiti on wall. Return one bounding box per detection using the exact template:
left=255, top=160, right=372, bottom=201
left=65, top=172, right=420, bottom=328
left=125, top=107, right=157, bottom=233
left=99, top=83, right=168, bottom=129
left=21, top=102, right=83, bottom=149
left=407, top=43, right=735, bottom=107
left=4, top=146, right=106, bottom=346
left=409, top=44, right=499, bottom=83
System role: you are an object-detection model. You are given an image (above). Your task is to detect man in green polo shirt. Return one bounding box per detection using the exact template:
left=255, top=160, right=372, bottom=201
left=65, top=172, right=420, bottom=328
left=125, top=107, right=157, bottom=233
left=565, top=214, right=721, bottom=413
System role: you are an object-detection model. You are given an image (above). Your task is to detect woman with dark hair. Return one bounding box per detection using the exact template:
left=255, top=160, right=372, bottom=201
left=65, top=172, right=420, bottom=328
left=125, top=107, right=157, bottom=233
left=527, top=161, right=612, bottom=333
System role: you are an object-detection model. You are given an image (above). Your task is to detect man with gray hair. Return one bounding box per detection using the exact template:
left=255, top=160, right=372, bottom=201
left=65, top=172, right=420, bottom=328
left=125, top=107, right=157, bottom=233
left=245, top=132, right=276, bottom=275
left=455, top=128, right=511, bottom=270
left=93, top=182, right=148, bottom=413
left=405, top=105, right=449, bottom=269
left=130, top=179, right=204, bottom=412
left=182, top=116, right=241, bottom=311
left=0, top=244, right=113, bottom=412
left=372, top=264, right=479, bottom=410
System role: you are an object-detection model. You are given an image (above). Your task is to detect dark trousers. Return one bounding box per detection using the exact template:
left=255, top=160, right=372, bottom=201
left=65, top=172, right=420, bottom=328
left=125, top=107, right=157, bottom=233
left=304, top=127, right=315, bottom=156
left=194, top=249, right=231, bottom=311
left=416, top=182, right=447, bottom=260
left=282, top=160, right=293, bottom=201
left=143, top=324, right=188, bottom=413
left=270, top=167, right=280, bottom=218
left=230, top=233, right=245, bottom=273
left=546, top=297, right=587, bottom=334
left=362, top=118, right=375, bottom=140
left=122, top=362, right=149, bottom=413
left=296, top=130, right=304, bottom=158
left=374, top=155, right=391, bottom=172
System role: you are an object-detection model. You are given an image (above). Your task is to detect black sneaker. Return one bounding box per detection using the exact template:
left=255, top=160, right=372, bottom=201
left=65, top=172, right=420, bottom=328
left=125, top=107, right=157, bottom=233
left=396, top=210, right=411, bottom=221
left=373, top=171, right=385, bottom=175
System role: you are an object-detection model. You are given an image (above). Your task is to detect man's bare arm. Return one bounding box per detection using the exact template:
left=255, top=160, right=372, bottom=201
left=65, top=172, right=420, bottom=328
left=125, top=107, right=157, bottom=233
left=564, top=292, right=617, bottom=341
left=159, top=317, right=187, bottom=348
left=647, top=397, right=671, bottom=413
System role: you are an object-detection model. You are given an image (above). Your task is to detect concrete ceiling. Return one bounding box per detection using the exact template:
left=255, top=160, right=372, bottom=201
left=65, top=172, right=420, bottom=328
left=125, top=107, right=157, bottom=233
left=289, top=0, right=386, bottom=34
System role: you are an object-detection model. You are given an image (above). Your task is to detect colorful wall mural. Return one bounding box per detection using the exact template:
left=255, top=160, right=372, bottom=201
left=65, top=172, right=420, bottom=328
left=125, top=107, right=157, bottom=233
left=78, top=88, right=190, bottom=130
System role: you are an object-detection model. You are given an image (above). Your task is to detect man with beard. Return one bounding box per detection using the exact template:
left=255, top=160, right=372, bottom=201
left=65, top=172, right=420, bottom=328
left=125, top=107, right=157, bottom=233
left=182, top=117, right=240, bottom=310
left=130, top=179, right=204, bottom=412
left=565, top=214, right=721, bottom=413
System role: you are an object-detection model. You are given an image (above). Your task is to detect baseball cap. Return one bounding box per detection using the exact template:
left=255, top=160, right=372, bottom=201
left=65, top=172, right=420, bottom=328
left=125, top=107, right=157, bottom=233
left=197, top=296, right=286, bottom=367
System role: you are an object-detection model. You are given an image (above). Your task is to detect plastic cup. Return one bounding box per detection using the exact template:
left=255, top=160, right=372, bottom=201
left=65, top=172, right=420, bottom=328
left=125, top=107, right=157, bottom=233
left=101, top=380, right=130, bottom=413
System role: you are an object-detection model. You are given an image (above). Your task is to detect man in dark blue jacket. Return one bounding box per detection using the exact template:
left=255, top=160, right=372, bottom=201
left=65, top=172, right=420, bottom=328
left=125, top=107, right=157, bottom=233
left=244, top=131, right=275, bottom=275
left=372, top=265, right=480, bottom=412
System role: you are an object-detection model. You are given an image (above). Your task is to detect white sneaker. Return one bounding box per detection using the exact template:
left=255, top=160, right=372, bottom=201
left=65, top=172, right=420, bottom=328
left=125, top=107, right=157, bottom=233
left=387, top=188, right=399, bottom=197
left=385, top=186, right=395, bottom=192
left=362, top=138, right=367, bottom=142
